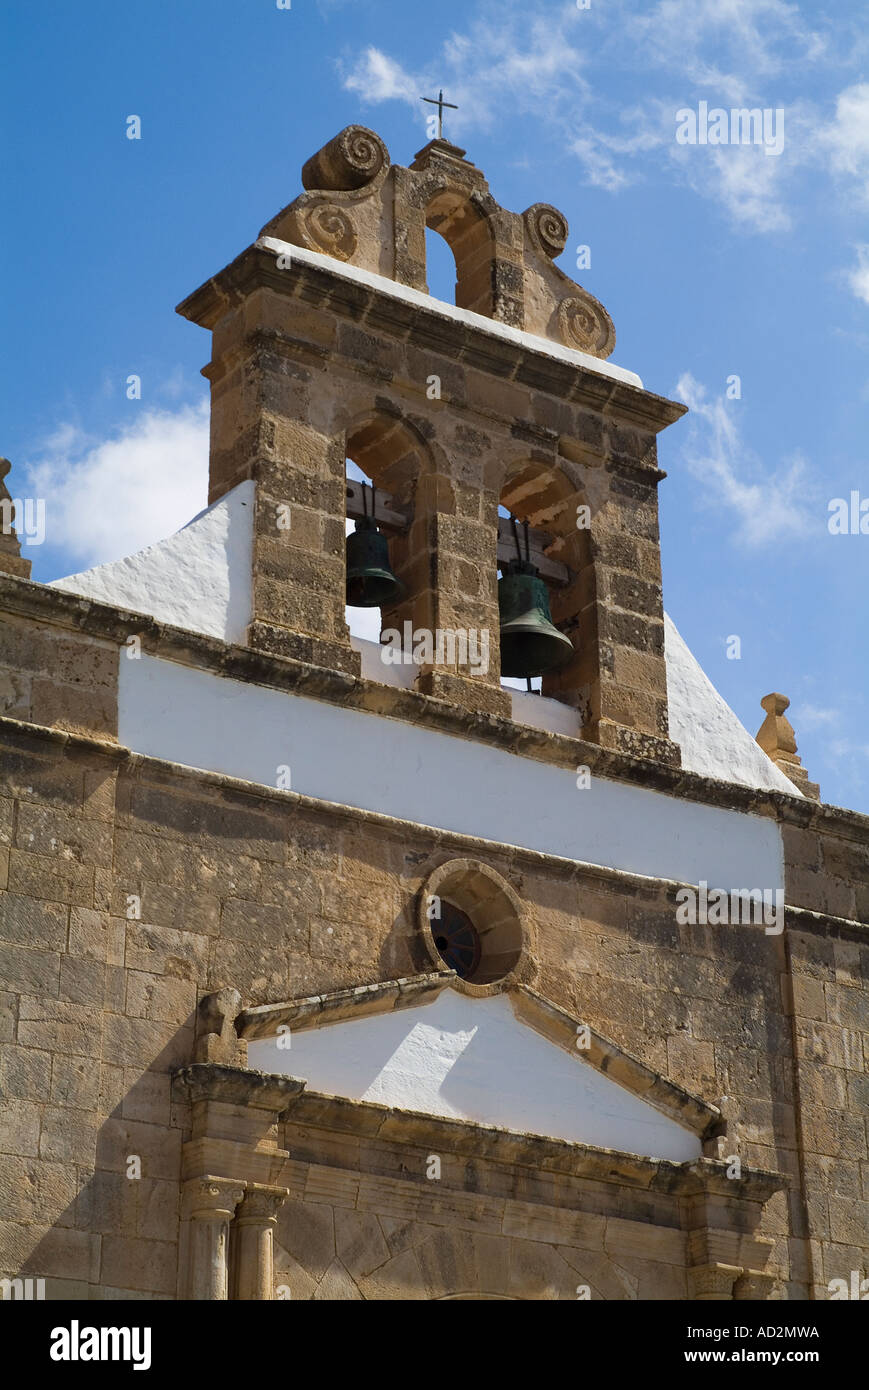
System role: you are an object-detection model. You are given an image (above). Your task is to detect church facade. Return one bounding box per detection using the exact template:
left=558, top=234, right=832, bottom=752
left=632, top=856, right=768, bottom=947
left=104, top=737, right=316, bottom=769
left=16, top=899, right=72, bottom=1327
left=0, top=126, right=866, bottom=1301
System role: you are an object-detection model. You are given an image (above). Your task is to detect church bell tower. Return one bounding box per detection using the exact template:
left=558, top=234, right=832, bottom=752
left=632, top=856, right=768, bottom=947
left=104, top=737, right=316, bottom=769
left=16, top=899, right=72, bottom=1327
left=178, top=124, right=686, bottom=757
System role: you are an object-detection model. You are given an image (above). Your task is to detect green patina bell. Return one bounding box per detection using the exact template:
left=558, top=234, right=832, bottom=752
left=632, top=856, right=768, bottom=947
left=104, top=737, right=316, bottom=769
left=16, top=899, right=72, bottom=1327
left=345, top=516, right=404, bottom=608
left=498, top=560, right=574, bottom=678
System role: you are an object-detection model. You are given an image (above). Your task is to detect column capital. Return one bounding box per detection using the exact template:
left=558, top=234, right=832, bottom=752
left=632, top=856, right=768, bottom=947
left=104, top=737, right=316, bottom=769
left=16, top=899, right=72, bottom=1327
left=688, top=1262, right=741, bottom=1300
left=235, top=1183, right=290, bottom=1226
left=183, top=1175, right=247, bottom=1222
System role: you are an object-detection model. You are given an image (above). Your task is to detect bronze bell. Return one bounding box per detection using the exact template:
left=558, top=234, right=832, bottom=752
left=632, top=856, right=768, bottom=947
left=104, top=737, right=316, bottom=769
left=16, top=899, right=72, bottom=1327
left=345, top=516, right=404, bottom=608
left=498, top=560, right=574, bottom=678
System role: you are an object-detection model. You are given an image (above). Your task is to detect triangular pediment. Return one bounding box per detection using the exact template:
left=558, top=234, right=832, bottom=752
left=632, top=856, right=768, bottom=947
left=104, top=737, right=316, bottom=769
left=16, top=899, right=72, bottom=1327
left=242, top=978, right=711, bottom=1163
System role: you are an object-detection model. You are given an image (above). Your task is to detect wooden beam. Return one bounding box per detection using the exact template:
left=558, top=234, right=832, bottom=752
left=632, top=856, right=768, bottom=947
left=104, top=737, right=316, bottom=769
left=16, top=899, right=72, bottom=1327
left=345, top=480, right=410, bottom=532
left=345, top=481, right=571, bottom=585
left=497, top=519, right=570, bottom=587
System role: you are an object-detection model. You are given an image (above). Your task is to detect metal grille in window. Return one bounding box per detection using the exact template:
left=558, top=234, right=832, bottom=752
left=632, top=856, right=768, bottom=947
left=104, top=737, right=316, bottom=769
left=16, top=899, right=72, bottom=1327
left=431, top=903, right=481, bottom=980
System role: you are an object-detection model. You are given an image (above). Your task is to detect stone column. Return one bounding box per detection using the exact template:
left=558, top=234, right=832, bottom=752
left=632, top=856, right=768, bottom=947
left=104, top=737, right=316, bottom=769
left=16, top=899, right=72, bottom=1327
left=231, top=1183, right=290, bottom=1301
left=409, top=471, right=511, bottom=720
left=182, top=1176, right=246, bottom=1301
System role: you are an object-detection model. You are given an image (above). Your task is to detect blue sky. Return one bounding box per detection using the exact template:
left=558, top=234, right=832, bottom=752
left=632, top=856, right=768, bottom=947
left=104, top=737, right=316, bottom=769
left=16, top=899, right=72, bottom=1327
left=3, top=0, right=868, bottom=812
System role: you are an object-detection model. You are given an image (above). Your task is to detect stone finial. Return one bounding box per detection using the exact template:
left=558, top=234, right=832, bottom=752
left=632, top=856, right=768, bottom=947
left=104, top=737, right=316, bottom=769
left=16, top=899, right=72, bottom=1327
left=0, top=458, right=32, bottom=580
left=755, top=692, right=820, bottom=801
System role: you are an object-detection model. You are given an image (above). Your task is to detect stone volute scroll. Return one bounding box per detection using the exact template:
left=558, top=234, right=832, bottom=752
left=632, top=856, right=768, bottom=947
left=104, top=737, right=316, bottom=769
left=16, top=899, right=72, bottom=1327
left=522, top=204, right=616, bottom=356
left=261, top=125, right=390, bottom=271
left=300, top=125, right=389, bottom=191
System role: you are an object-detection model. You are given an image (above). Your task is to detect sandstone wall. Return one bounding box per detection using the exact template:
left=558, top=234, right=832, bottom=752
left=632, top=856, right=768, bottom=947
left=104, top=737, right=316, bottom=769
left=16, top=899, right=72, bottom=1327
left=0, top=703, right=865, bottom=1298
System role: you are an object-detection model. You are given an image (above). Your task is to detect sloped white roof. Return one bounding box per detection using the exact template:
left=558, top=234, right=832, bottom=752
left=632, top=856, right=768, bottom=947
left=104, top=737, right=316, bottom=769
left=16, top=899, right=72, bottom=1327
left=664, top=614, right=798, bottom=796
left=49, top=479, right=254, bottom=645
left=49, top=480, right=795, bottom=795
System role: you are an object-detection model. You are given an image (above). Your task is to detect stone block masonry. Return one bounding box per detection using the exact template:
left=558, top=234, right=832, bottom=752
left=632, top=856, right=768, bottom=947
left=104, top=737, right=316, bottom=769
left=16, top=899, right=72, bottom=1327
left=0, top=700, right=865, bottom=1298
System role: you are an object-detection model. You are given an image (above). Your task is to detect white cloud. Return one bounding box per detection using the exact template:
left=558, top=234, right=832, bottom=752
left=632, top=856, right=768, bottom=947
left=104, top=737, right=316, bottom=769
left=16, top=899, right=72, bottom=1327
left=847, top=245, right=869, bottom=306
left=343, top=46, right=418, bottom=106
left=829, top=737, right=869, bottom=760
left=669, top=137, right=793, bottom=232
left=23, top=402, right=209, bottom=572
left=335, top=1, right=869, bottom=273
left=618, top=0, right=828, bottom=92
left=673, top=372, right=816, bottom=544
left=816, top=82, right=869, bottom=201
left=340, top=11, right=590, bottom=140
left=337, top=1, right=837, bottom=233
left=570, top=135, right=633, bottom=193
left=797, top=704, right=840, bottom=728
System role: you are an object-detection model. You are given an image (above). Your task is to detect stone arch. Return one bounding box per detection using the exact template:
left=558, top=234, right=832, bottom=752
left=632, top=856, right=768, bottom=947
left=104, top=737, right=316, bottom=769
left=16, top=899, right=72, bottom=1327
left=499, top=456, right=596, bottom=720
left=343, top=407, right=438, bottom=649
left=424, top=186, right=497, bottom=317
left=393, top=152, right=524, bottom=326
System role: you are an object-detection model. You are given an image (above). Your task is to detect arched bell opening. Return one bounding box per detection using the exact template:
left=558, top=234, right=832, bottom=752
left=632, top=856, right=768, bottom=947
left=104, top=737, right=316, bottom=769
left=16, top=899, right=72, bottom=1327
left=424, top=224, right=459, bottom=306
left=343, top=412, right=430, bottom=670
left=343, top=457, right=396, bottom=646
left=425, top=189, right=496, bottom=317
left=498, top=461, right=594, bottom=722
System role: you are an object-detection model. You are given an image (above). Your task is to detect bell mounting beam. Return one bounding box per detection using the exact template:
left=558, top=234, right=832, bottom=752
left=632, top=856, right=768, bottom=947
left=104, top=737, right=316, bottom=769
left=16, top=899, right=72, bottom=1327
left=496, top=518, right=569, bottom=587
left=345, top=481, right=411, bottom=532
left=347, top=480, right=570, bottom=586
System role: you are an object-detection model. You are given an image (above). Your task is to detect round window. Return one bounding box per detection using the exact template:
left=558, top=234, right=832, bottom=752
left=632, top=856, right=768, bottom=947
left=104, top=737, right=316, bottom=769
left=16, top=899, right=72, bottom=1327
left=430, top=903, right=481, bottom=980
left=419, top=859, right=527, bottom=993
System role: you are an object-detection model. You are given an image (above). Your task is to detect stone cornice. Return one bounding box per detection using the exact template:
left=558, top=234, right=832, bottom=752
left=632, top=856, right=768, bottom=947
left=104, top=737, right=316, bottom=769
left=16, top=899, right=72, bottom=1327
left=285, top=1087, right=784, bottom=1202
left=237, top=971, right=455, bottom=1040
left=512, top=985, right=720, bottom=1139
left=176, top=239, right=687, bottom=435
left=173, top=1063, right=306, bottom=1111
left=3, top=571, right=869, bottom=858
left=172, top=1061, right=784, bottom=1201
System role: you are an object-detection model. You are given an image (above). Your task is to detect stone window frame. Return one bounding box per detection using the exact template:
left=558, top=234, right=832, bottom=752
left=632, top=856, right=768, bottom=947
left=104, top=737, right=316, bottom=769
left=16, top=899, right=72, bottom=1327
left=417, top=857, right=532, bottom=996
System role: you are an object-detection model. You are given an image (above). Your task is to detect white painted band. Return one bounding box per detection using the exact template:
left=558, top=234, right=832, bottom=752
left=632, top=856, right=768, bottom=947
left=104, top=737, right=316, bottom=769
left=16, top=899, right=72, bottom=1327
left=119, top=653, right=784, bottom=892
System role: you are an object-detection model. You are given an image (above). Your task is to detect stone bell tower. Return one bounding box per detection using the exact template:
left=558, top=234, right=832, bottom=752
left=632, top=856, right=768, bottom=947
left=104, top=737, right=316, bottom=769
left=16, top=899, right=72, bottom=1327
left=178, top=125, right=686, bottom=759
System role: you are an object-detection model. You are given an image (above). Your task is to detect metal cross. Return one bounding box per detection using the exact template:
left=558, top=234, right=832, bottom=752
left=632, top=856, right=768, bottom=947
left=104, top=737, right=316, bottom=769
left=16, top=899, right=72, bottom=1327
left=421, top=89, right=458, bottom=140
